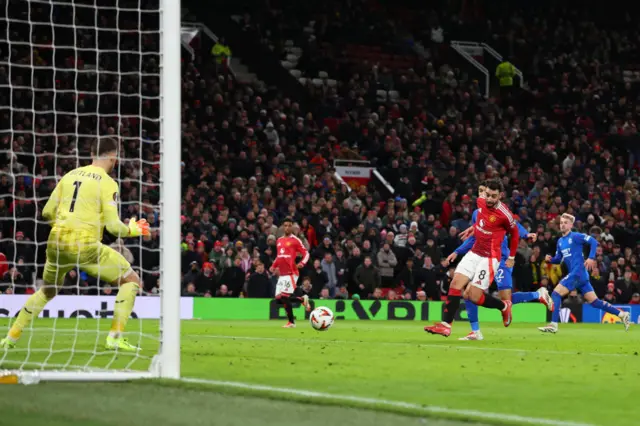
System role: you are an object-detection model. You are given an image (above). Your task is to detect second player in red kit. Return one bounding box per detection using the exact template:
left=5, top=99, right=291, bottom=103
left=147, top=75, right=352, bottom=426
left=270, top=217, right=311, bottom=328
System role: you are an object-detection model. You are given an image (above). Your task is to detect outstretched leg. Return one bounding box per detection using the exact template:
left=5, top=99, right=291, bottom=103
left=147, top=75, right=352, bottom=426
left=583, top=291, right=630, bottom=331
left=1, top=285, right=58, bottom=348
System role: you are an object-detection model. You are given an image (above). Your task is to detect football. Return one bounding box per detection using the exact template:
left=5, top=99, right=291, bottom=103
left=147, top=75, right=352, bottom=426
left=309, top=307, right=334, bottom=331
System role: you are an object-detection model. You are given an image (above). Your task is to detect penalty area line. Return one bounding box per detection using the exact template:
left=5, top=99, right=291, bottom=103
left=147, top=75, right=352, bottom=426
left=185, top=334, right=631, bottom=358
left=181, top=377, right=593, bottom=426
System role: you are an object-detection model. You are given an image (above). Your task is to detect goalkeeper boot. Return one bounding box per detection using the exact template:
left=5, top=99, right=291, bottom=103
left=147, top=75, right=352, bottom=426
left=619, top=311, right=631, bottom=331
left=0, top=337, right=16, bottom=349
left=105, top=336, right=140, bottom=352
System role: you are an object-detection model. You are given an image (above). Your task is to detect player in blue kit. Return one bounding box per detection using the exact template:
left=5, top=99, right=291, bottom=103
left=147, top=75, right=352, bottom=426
left=538, top=213, right=630, bottom=333
left=447, top=185, right=553, bottom=341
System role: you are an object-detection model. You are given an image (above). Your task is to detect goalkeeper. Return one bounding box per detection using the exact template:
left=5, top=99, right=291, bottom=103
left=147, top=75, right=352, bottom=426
left=1, top=136, right=150, bottom=352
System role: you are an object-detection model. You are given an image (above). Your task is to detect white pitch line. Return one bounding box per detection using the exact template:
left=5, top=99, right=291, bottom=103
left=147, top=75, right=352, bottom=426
left=181, top=377, right=595, bottom=426
left=185, top=334, right=633, bottom=358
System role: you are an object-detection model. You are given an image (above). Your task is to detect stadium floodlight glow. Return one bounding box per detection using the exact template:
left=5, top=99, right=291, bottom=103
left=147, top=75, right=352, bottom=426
left=0, top=0, right=181, bottom=383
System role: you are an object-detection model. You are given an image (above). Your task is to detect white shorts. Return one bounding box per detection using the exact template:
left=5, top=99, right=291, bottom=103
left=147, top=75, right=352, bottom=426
left=454, top=252, right=499, bottom=291
left=275, top=274, right=298, bottom=297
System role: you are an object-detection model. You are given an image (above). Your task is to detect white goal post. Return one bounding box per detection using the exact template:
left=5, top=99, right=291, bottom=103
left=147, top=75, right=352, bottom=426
left=0, top=0, right=181, bottom=383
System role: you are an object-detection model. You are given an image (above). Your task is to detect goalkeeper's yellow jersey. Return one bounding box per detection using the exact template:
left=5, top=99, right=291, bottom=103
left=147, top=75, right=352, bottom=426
left=42, top=165, right=129, bottom=241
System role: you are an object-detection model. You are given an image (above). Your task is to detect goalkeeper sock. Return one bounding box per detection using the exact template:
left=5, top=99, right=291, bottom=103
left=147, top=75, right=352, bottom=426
left=464, top=299, right=480, bottom=332
left=590, top=298, right=620, bottom=316
left=8, top=289, right=51, bottom=341
left=551, top=291, right=562, bottom=323
left=109, top=282, right=139, bottom=339
left=512, top=292, right=539, bottom=304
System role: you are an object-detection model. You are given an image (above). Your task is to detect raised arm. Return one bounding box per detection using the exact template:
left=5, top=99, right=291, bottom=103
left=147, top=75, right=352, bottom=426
left=102, top=182, right=148, bottom=237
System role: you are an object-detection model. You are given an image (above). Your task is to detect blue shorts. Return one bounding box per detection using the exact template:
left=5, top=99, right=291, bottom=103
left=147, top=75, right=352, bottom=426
left=494, top=262, right=513, bottom=291
left=559, top=273, right=594, bottom=294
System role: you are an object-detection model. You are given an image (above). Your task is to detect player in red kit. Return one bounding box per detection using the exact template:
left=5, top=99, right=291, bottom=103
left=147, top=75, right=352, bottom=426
left=270, top=217, right=311, bottom=328
left=425, top=179, right=518, bottom=337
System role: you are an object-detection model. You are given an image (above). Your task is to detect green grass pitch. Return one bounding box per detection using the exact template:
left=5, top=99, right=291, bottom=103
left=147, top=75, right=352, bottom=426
left=0, top=319, right=637, bottom=426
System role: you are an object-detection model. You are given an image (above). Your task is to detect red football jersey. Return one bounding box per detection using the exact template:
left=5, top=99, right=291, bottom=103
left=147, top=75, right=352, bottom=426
left=471, top=198, right=519, bottom=258
left=271, top=235, right=310, bottom=277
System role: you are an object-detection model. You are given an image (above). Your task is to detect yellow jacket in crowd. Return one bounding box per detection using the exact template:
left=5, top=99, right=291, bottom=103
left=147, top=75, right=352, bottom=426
left=496, top=61, right=516, bottom=87
left=211, top=42, right=231, bottom=64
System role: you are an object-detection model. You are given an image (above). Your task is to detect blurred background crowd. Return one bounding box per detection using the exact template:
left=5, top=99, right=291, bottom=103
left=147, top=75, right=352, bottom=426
left=0, top=0, right=639, bottom=307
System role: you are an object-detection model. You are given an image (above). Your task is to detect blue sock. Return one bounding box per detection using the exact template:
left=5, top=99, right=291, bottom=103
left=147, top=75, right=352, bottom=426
left=465, top=299, right=480, bottom=332
left=591, top=299, right=620, bottom=315
left=511, top=291, right=539, bottom=304
left=551, top=291, right=562, bottom=323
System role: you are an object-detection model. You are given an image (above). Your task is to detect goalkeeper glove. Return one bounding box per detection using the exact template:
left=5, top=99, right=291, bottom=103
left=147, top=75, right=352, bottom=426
left=128, top=217, right=150, bottom=237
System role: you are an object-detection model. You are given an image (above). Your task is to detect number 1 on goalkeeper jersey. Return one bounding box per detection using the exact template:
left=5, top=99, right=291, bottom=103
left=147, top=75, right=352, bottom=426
left=1, top=136, right=150, bottom=352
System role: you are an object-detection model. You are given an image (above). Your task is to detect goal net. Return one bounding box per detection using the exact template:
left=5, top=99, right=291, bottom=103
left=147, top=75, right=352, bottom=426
left=0, top=0, right=181, bottom=382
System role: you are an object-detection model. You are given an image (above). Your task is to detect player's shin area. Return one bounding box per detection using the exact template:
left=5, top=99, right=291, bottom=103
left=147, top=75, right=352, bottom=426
left=425, top=272, right=510, bottom=335
left=3, top=270, right=141, bottom=346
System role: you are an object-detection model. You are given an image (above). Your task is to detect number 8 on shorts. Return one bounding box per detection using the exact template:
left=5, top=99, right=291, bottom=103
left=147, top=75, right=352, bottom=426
left=455, top=252, right=499, bottom=291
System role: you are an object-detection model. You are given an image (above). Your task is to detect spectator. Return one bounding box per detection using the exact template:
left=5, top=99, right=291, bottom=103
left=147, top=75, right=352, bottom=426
left=334, top=249, right=347, bottom=287
left=321, top=253, right=338, bottom=296
left=209, top=241, right=225, bottom=273
left=566, top=290, right=583, bottom=305
left=299, top=277, right=317, bottom=299
left=196, top=262, right=217, bottom=295
left=216, top=284, right=232, bottom=298
left=370, top=287, right=383, bottom=300
left=397, top=257, right=418, bottom=295
left=219, top=258, right=245, bottom=297
left=377, top=243, right=398, bottom=287
left=110, top=238, right=134, bottom=264
left=183, top=282, right=201, bottom=297
left=246, top=263, right=272, bottom=298
left=319, top=287, right=331, bottom=300
left=309, top=259, right=329, bottom=294
left=353, top=256, right=381, bottom=297
left=386, top=289, right=400, bottom=300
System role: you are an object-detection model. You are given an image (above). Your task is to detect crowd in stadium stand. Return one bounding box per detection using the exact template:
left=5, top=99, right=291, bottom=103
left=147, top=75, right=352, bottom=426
left=0, top=0, right=639, bottom=307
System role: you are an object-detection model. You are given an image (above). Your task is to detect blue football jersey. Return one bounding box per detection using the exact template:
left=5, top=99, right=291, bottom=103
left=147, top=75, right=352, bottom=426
left=550, top=232, right=598, bottom=276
